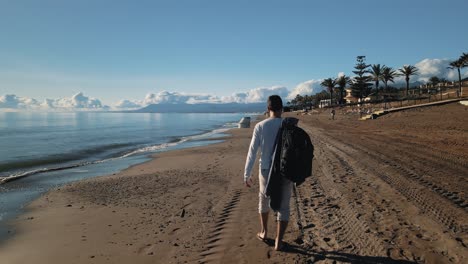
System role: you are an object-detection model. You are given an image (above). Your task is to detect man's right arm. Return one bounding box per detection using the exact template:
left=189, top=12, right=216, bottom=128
left=244, top=124, right=261, bottom=184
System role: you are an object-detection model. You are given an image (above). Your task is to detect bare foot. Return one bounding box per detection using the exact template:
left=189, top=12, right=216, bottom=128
left=256, top=231, right=267, bottom=241
left=274, top=240, right=285, bottom=251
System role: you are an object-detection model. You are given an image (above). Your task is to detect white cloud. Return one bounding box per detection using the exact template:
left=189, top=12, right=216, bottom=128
left=0, top=94, right=40, bottom=109
left=0, top=92, right=107, bottom=110
left=385, top=58, right=468, bottom=86
left=116, top=79, right=361, bottom=109
left=142, top=91, right=222, bottom=105
left=413, top=58, right=454, bottom=82
left=220, top=92, right=247, bottom=104
left=51, top=92, right=104, bottom=108
left=245, top=86, right=289, bottom=103
left=287, top=80, right=323, bottom=99
left=222, top=86, right=290, bottom=103
left=393, top=58, right=468, bottom=84
left=115, top=99, right=142, bottom=109
left=114, top=86, right=291, bottom=109
left=114, top=91, right=225, bottom=109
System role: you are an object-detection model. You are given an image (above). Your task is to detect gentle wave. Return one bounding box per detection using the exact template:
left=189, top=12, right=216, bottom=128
left=0, top=143, right=138, bottom=173
left=0, top=126, right=232, bottom=185
left=121, top=127, right=231, bottom=157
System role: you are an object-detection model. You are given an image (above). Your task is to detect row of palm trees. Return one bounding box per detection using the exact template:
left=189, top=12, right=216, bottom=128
left=428, top=76, right=449, bottom=87
left=320, top=63, right=419, bottom=104
left=318, top=53, right=467, bottom=106
left=287, top=92, right=329, bottom=110
left=448, top=52, right=468, bottom=95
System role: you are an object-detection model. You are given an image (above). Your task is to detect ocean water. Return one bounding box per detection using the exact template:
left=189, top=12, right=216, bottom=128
left=0, top=111, right=251, bottom=239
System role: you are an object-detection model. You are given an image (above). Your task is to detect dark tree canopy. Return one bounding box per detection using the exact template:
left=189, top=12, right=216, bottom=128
left=448, top=53, right=467, bottom=96
left=380, top=66, right=397, bottom=90
left=370, top=64, right=383, bottom=92
left=335, top=75, right=351, bottom=104
left=320, top=78, right=337, bottom=104
left=429, top=76, right=440, bottom=86
left=351, top=56, right=372, bottom=99
left=398, top=65, right=419, bottom=96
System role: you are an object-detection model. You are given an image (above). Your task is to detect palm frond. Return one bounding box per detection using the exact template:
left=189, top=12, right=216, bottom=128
left=398, top=65, right=419, bottom=76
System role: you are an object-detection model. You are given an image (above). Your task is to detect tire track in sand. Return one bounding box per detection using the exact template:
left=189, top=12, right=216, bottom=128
left=306, top=125, right=468, bottom=257
left=344, top=135, right=468, bottom=209
left=293, top=143, right=387, bottom=258
left=321, top=133, right=467, bottom=235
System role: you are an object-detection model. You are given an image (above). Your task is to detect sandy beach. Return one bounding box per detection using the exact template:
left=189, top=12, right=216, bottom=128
left=1, top=102, right=467, bottom=263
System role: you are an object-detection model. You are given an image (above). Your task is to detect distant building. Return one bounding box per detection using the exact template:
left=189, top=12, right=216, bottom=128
left=344, top=88, right=358, bottom=104
left=344, top=89, right=384, bottom=104
left=461, top=77, right=468, bottom=87
left=319, top=99, right=333, bottom=108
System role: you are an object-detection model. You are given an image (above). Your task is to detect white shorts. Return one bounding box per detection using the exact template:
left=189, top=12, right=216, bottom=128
left=258, top=168, right=293, bottom=221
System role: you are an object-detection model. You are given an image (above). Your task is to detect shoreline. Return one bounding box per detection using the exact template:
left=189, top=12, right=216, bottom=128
left=0, top=129, right=237, bottom=260
left=0, top=117, right=235, bottom=237
left=0, top=115, right=251, bottom=242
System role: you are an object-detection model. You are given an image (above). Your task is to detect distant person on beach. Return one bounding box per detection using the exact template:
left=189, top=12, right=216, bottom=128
left=330, top=109, right=335, bottom=120
left=244, top=95, right=292, bottom=251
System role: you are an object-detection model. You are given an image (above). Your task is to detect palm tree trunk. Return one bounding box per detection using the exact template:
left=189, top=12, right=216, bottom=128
left=406, top=77, right=410, bottom=96
left=458, top=67, right=462, bottom=96
left=340, top=88, right=343, bottom=105
left=377, top=80, right=380, bottom=97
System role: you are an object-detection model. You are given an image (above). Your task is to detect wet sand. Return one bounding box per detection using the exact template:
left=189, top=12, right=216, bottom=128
left=0, top=102, right=467, bottom=263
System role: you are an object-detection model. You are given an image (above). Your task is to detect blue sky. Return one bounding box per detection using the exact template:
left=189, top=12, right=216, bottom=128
left=1, top=0, right=467, bottom=107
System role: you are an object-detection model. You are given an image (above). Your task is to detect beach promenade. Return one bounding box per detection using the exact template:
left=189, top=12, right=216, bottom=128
left=0, top=103, right=467, bottom=263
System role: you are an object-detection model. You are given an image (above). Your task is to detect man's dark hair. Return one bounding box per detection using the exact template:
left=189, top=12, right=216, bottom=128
left=267, top=95, right=283, bottom=112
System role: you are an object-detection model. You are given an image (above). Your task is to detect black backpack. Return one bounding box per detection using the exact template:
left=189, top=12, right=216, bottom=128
left=266, top=117, right=314, bottom=211
left=271, top=117, right=314, bottom=186
left=278, top=119, right=314, bottom=185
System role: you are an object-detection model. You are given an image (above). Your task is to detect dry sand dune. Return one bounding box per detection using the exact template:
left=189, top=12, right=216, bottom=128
left=0, top=102, right=467, bottom=263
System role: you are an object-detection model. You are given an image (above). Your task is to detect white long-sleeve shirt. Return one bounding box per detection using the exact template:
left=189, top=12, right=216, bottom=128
left=244, top=117, right=282, bottom=182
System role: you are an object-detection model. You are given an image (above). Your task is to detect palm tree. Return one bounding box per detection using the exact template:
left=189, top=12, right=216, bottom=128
left=448, top=57, right=466, bottom=96
left=370, top=64, right=384, bottom=93
left=335, top=75, right=351, bottom=105
left=461, top=52, right=468, bottom=66
left=320, top=78, right=337, bottom=106
left=398, top=65, right=419, bottom=96
left=290, top=99, right=297, bottom=109
left=428, top=76, right=440, bottom=87
left=303, top=95, right=310, bottom=109
left=380, top=66, right=398, bottom=90
left=294, top=94, right=304, bottom=109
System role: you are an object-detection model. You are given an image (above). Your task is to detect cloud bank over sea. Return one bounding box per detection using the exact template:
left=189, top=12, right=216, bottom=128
left=2, top=58, right=467, bottom=111
left=116, top=86, right=293, bottom=110
left=1, top=86, right=303, bottom=110
left=0, top=92, right=107, bottom=111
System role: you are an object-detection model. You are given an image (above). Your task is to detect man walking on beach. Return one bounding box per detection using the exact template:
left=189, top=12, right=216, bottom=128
left=244, top=95, right=292, bottom=251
